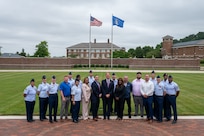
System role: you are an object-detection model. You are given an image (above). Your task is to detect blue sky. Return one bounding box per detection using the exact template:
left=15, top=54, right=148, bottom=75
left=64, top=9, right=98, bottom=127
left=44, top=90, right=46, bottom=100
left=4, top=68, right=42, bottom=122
left=0, top=0, right=204, bottom=57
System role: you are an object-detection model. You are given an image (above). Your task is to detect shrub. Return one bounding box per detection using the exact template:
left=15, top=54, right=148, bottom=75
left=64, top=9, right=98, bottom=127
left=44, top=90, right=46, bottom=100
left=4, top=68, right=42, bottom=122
left=200, top=59, right=204, bottom=64
left=74, top=64, right=78, bottom=68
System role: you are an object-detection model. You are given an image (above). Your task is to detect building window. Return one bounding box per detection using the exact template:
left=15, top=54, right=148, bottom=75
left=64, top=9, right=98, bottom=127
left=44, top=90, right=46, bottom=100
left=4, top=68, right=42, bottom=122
left=96, top=50, right=100, bottom=53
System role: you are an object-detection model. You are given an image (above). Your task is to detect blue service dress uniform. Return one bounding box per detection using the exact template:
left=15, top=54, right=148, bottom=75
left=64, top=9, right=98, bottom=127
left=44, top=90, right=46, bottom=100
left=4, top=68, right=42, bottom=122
left=48, top=82, right=59, bottom=123
left=24, top=82, right=37, bottom=122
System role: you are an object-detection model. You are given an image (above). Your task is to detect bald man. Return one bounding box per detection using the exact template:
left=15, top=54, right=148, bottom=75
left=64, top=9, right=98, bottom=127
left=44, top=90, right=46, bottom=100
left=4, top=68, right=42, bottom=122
left=101, top=72, right=114, bottom=120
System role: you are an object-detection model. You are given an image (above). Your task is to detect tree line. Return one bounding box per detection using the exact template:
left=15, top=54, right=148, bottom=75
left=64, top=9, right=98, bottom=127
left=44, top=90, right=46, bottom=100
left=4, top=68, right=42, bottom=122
left=14, top=32, right=204, bottom=58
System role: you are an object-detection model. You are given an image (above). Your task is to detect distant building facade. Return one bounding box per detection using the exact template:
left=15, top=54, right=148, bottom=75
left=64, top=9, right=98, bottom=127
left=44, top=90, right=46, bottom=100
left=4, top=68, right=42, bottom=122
left=0, top=53, right=22, bottom=58
left=66, top=39, right=121, bottom=58
left=161, top=35, right=204, bottom=59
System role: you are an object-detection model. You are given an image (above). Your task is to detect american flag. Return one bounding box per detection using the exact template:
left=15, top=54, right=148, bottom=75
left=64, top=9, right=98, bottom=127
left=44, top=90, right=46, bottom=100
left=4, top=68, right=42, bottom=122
left=90, top=16, right=102, bottom=26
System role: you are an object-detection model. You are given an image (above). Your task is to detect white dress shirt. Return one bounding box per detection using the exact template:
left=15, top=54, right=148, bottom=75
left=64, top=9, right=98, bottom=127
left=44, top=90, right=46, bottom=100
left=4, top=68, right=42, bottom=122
left=140, top=80, right=154, bottom=96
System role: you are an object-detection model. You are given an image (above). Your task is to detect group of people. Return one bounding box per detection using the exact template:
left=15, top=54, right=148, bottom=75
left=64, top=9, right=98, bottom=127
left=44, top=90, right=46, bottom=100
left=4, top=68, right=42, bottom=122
left=23, top=70, right=180, bottom=124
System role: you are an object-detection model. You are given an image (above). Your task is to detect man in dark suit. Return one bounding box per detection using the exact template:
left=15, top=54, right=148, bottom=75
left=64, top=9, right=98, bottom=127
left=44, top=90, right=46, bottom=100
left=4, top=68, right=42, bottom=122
left=101, top=72, right=114, bottom=120
left=91, top=75, right=102, bottom=121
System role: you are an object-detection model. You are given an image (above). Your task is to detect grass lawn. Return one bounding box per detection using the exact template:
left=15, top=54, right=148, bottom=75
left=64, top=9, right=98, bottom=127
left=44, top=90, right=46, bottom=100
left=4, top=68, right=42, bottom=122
left=0, top=71, right=203, bottom=115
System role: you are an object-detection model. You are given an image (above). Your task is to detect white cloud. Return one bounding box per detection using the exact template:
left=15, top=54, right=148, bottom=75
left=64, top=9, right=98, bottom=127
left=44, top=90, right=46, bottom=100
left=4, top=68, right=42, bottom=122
left=0, top=0, right=204, bottom=56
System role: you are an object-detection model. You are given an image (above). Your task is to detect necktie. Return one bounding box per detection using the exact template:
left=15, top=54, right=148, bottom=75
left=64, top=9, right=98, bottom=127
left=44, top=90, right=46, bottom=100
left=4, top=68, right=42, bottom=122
left=97, top=82, right=100, bottom=91
left=107, top=80, right=110, bottom=87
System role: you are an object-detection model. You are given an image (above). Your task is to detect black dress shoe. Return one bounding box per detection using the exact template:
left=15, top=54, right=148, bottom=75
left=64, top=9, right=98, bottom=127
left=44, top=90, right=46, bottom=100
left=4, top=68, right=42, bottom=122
left=129, top=115, right=131, bottom=118
left=40, top=119, right=44, bottom=121
left=141, top=115, right=143, bottom=118
left=107, top=116, right=110, bottom=120
left=27, top=120, right=32, bottom=123
left=73, top=120, right=78, bottom=123
left=165, top=118, right=170, bottom=121
left=134, top=114, right=137, bottom=116
left=44, top=117, right=48, bottom=120
left=49, top=120, right=53, bottom=123
left=54, top=120, right=58, bottom=122
left=172, top=120, right=177, bottom=124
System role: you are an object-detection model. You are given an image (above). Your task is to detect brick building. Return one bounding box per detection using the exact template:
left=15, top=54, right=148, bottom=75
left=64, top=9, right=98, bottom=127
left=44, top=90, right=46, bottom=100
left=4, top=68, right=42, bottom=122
left=161, top=35, right=204, bottom=59
left=66, top=39, right=121, bottom=58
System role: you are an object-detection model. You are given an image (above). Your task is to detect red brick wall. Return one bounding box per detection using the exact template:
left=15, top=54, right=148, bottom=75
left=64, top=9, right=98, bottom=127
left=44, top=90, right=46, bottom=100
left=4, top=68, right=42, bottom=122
left=0, top=58, right=200, bottom=70
left=173, top=46, right=204, bottom=58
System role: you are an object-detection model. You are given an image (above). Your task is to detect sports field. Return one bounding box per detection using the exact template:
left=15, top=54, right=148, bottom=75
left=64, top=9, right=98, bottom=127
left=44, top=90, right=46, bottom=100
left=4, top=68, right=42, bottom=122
left=0, top=70, right=203, bottom=115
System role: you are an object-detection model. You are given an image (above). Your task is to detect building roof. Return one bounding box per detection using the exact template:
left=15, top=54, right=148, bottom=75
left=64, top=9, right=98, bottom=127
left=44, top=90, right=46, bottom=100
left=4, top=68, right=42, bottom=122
left=173, top=39, right=204, bottom=48
left=0, top=53, right=22, bottom=58
left=163, top=35, right=173, bottom=40
left=66, top=42, right=121, bottom=49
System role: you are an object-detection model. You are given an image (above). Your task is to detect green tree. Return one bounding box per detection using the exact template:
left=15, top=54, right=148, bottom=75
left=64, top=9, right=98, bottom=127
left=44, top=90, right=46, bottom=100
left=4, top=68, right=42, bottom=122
left=34, top=41, right=50, bottom=57
left=113, top=50, right=130, bottom=58
left=142, top=46, right=153, bottom=58
left=173, top=32, right=204, bottom=44
left=128, top=48, right=136, bottom=58
left=135, top=46, right=143, bottom=58
left=146, top=49, right=161, bottom=58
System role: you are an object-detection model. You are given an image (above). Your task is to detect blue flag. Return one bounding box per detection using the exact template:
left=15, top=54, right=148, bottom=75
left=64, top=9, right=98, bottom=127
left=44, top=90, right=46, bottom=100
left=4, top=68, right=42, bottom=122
left=112, top=16, right=124, bottom=28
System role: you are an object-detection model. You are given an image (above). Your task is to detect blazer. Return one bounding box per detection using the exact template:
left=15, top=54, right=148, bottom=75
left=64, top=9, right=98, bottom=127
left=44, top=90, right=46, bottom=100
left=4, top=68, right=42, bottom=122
left=81, top=83, right=91, bottom=102
left=91, top=81, right=101, bottom=102
left=101, top=79, right=114, bottom=98
left=114, top=85, right=126, bottom=99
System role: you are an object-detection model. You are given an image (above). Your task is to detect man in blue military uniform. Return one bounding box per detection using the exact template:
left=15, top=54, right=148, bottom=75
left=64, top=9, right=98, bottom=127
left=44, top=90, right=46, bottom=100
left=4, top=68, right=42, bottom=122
left=154, top=75, right=166, bottom=122
left=37, top=75, right=49, bottom=121
left=165, top=75, right=180, bottom=124
left=48, top=75, right=59, bottom=123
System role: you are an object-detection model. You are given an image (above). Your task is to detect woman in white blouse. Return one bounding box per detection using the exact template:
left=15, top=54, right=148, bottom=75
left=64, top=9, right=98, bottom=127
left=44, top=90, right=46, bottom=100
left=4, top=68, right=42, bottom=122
left=82, top=77, right=91, bottom=120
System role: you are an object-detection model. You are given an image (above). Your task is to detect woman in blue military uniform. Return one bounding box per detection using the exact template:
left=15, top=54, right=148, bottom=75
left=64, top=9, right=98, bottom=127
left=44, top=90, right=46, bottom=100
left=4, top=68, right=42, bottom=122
left=23, top=78, right=37, bottom=123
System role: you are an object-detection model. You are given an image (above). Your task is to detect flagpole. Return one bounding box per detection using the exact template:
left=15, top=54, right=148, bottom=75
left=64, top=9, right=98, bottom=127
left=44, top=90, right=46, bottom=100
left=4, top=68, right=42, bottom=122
left=111, top=15, right=113, bottom=69
left=89, top=14, right=91, bottom=68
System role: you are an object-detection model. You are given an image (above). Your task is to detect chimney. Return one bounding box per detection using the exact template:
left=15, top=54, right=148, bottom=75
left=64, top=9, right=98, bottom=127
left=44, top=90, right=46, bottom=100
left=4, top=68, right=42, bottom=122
left=94, top=39, right=96, bottom=43
left=107, top=39, right=110, bottom=43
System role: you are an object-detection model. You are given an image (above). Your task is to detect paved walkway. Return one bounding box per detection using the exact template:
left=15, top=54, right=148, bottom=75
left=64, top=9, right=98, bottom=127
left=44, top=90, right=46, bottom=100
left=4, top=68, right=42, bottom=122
left=0, top=116, right=204, bottom=136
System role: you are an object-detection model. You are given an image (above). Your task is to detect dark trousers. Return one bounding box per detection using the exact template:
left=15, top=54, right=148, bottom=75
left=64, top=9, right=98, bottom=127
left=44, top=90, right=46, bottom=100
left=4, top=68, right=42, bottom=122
left=49, top=94, right=58, bottom=121
left=116, top=98, right=125, bottom=119
left=92, top=99, right=100, bottom=118
left=102, top=97, right=111, bottom=119
left=155, top=96, right=164, bottom=121
left=163, top=95, right=171, bottom=118
left=25, top=101, right=35, bottom=122
left=143, top=96, right=153, bottom=120
left=153, top=94, right=157, bottom=117
left=166, top=95, right=177, bottom=121
left=39, top=97, right=48, bottom=120
left=110, top=95, right=114, bottom=113
left=124, top=97, right=131, bottom=116
left=72, top=101, right=80, bottom=121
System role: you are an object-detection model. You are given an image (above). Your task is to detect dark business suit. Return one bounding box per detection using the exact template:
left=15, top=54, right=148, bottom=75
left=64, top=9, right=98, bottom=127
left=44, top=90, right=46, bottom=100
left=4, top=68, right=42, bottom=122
left=91, top=81, right=101, bottom=119
left=101, top=79, right=114, bottom=119
left=114, top=85, right=126, bottom=119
